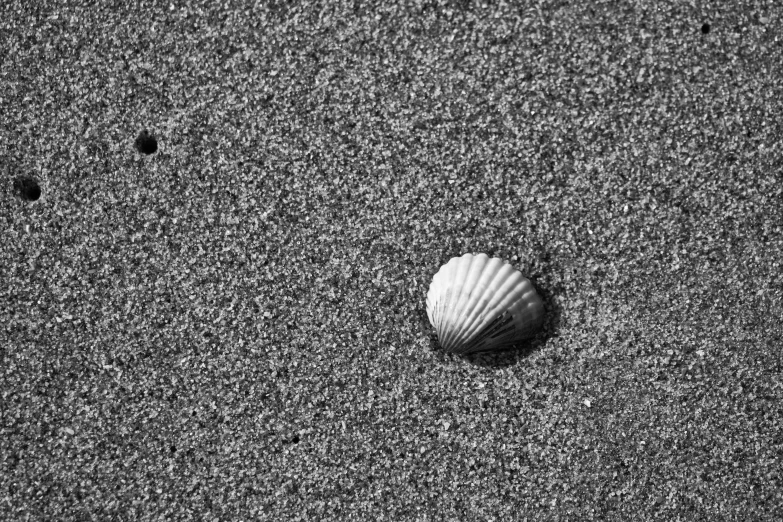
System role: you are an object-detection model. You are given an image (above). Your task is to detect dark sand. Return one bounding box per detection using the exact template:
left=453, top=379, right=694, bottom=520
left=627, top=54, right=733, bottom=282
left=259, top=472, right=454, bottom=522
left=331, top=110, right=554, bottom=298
left=2, top=1, right=782, bottom=520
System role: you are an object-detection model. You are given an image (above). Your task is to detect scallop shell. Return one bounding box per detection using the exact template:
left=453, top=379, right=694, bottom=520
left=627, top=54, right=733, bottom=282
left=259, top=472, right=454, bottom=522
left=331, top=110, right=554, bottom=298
left=426, top=253, right=544, bottom=355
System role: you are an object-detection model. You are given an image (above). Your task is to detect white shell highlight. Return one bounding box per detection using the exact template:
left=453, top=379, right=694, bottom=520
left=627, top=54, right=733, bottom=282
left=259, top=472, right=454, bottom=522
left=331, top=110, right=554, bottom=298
left=426, top=253, right=544, bottom=355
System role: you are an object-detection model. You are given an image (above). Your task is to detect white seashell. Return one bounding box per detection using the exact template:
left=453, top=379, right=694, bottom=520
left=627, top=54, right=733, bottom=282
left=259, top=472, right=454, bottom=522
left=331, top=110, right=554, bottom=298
left=426, top=253, right=544, bottom=355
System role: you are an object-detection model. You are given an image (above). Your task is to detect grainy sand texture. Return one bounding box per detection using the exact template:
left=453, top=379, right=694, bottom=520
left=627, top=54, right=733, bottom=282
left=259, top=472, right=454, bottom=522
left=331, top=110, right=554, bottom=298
left=2, top=1, right=782, bottom=520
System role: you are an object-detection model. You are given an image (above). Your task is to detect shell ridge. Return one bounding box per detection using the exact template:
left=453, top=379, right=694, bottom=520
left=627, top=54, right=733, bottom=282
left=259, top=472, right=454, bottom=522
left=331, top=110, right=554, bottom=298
left=438, top=256, right=469, bottom=349
left=461, top=312, right=517, bottom=353
left=454, top=267, right=524, bottom=348
left=442, top=254, right=486, bottom=349
left=447, top=257, right=508, bottom=347
left=428, top=261, right=457, bottom=346
left=425, top=253, right=545, bottom=354
left=457, top=272, right=531, bottom=349
left=466, top=309, right=522, bottom=353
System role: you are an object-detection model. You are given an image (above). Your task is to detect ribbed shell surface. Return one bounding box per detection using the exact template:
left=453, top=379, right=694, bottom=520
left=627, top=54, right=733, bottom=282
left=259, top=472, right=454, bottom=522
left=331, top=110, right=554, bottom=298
left=426, top=253, right=544, bottom=355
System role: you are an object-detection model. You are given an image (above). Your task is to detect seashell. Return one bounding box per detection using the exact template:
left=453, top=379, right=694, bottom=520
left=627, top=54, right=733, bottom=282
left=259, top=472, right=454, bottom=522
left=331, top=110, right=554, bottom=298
left=426, top=253, right=544, bottom=355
